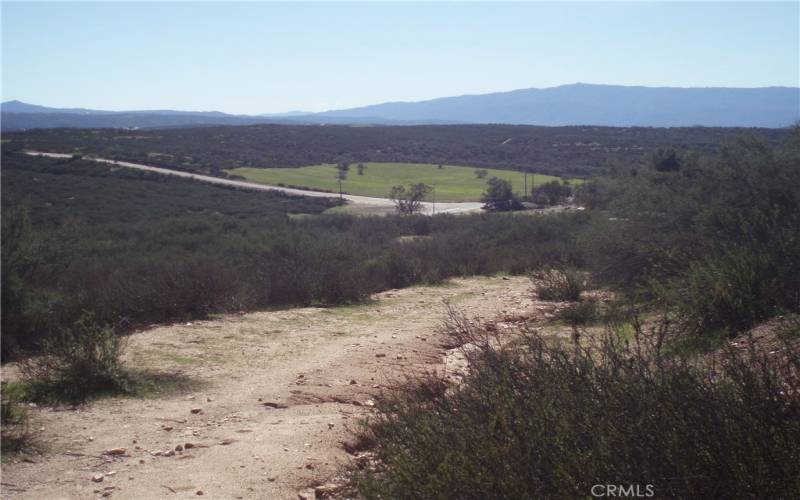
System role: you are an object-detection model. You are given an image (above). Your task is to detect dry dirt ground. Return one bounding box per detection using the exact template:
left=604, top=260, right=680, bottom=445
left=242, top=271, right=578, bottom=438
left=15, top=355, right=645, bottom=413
left=2, top=276, right=544, bottom=500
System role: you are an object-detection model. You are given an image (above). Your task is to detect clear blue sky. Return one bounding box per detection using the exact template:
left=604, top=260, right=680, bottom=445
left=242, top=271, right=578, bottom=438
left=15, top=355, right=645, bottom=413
left=2, top=2, right=798, bottom=114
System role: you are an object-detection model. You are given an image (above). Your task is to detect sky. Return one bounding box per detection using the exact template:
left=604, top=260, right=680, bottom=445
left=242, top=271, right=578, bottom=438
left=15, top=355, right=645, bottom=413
left=2, top=2, right=798, bottom=114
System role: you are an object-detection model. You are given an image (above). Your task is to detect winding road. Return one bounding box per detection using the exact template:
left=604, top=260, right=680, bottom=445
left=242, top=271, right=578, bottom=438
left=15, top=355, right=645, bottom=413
left=25, top=152, right=484, bottom=215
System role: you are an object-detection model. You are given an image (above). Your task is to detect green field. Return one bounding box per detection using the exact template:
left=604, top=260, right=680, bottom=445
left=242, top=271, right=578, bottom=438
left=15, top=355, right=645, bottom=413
left=227, top=163, right=581, bottom=202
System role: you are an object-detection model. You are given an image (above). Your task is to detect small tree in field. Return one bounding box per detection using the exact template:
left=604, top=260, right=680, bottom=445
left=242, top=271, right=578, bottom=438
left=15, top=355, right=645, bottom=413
left=335, top=162, right=350, bottom=198
left=335, top=162, right=351, bottom=180
left=389, top=183, right=431, bottom=215
left=357, top=163, right=366, bottom=175
left=481, top=177, right=523, bottom=212
left=475, top=169, right=489, bottom=179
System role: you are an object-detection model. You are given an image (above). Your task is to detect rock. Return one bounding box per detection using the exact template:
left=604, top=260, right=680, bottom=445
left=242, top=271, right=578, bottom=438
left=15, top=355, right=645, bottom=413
left=298, top=493, right=311, bottom=500
left=190, top=408, right=203, bottom=414
left=375, top=353, right=386, bottom=358
left=184, top=442, right=195, bottom=449
left=267, top=477, right=277, bottom=482
left=105, top=471, right=117, bottom=476
left=364, top=399, right=375, bottom=407
left=206, top=398, right=213, bottom=402
left=219, top=438, right=235, bottom=445
left=349, top=379, right=357, bottom=385
left=327, top=423, right=334, bottom=429
left=175, top=445, right=184, bottom=452
left=92, top=474, right=104, bottom=483
left=263, top=402, right=288, bottom=409
left=163, top=426, right=173, bottom=432
left=315, top=484, right=339, bottom=499
left=305, top=462, right=315, bottom=470
left=104, top=448, right=127, bottom=456
left=196, top=490, right=204, bottom=496
left=164, top=450, right=176, bottom=457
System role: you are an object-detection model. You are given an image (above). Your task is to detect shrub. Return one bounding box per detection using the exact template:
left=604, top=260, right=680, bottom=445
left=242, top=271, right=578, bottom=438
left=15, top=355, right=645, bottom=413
left=555, top=298, right=598, bottom=327
left=351, top=319, right=800, bottom=499
left=21, top=317, right=129, bottom=402
left=531, top=267, right=586, bottom=301
left=1, top=383, right=32, bottom=453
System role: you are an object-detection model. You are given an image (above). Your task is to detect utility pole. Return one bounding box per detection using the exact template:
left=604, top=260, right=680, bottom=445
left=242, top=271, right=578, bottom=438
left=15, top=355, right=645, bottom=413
left=338, top=179, right=343, bottom=200
left=432, top=185, right=436, bottom=215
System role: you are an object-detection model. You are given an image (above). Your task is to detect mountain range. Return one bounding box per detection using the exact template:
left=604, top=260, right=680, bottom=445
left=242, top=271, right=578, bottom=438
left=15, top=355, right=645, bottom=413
left=3, top=83, right=798, bottom=131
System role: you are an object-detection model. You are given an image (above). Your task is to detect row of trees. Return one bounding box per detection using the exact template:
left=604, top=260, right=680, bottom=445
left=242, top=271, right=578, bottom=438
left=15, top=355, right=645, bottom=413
left=387, top=177, right=574, bottom=214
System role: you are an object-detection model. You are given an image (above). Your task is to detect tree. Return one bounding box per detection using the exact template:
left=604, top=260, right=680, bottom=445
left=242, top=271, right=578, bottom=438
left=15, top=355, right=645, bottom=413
left=357, top=163, right=366, bottom=175
left=531, top=180, right=572, bottom=206
left=475, top=169, right=488, bottom=179
left=481, top=177, right=523, bottom=212
left=437, top=163, right=444, bottom=169
left=389, top=183, right=431, bottom=215
left=335, top=162, right=351, bottom=180
left=335, top=162, right=350, bottom=199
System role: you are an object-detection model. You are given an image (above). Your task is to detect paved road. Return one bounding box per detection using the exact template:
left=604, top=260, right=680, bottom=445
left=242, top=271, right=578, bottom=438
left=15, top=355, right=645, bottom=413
left=25, top=151, right=484, bottom=215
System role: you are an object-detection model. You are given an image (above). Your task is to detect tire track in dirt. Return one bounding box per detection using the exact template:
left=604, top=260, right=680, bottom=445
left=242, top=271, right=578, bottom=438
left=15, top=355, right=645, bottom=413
left=2, top=276, right=534, bottom=499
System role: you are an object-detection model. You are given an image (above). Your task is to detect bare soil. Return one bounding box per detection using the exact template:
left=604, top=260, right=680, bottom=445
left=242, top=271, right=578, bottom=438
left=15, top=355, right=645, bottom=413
left=2, top=276, right=537, bottom=499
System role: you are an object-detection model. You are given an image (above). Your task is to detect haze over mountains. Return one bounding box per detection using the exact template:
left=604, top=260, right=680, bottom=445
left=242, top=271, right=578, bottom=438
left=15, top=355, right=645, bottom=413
left=3, top=83, right=798, bottom=131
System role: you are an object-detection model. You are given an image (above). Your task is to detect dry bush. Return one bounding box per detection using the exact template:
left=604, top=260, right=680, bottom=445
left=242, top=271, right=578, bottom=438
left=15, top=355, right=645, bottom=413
left=351, top=313, right=800, bottom=499
left=531, top=267, right=586, bottom=302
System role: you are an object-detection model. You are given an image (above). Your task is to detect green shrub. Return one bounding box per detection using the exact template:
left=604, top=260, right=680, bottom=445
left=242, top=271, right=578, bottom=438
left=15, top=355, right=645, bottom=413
left=555, top=298, right=598, bottom=327
left=1, top=383, right=32, bottom=453
left=20, top=317, right=129, bottom=402
left=583, top=128, right=800, bottom=336
left=531, top=267, right=586, bottom=301
left=352, top=321, right=800, bottom=499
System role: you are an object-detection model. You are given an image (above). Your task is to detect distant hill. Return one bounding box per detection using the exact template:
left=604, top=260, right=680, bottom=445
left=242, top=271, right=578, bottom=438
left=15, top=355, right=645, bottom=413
left=2, top=84, right=798, bottom=130
left=316, top=84, right=800, bottom=128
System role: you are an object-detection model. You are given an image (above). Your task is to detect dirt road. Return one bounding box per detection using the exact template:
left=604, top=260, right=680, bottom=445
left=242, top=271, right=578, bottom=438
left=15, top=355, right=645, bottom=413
left=24, top=152, right=484, bottom=216
left=2, top=276, right=535, bottom=499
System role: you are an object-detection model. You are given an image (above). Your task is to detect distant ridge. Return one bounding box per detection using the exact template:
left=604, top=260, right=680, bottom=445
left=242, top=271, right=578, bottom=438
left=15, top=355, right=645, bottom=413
left=316, top=83, right=800, bottom=128
left=3, top=83, right=799, bottom=131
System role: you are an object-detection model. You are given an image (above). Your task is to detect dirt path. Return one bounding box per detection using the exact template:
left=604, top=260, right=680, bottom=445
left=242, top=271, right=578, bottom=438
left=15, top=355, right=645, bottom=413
left=23, top=152, right=484, bottom=215
left=2, top=276, right=534, bottom=499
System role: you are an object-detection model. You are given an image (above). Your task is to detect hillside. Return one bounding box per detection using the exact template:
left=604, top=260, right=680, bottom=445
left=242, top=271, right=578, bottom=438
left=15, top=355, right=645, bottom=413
left=5, top=124, right=788, bottom=178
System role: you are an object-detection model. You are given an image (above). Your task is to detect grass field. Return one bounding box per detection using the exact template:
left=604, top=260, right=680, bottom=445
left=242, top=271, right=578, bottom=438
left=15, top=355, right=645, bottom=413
left=227, top=163, right=582, bottom=202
